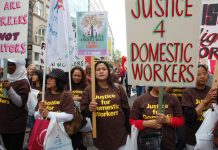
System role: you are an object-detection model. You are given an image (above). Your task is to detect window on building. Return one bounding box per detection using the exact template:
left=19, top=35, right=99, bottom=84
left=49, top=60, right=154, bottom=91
left=33, top=0, right=43, bottom=17
left=45, top=6, right=49, bottom=19
left=34, top=27, right=46, bottom=45
left=34, top=52, right=40, bottom=61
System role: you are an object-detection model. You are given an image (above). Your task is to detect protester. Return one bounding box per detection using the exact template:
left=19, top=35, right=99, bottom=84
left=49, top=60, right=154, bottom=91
left=27, top=64, right=36, bottom=85
left=0, top=59, right=30, bottom=150
left=119, top=66, right=125, bottom=84
left=34, top=68, right=75, bottom=122
left=200, top=63, right=214, bottom=87
left=81, top=61, right=130, bottom=150
left=111, top=67, right=121, bottom=84
left=27, top=70, right=43, bottom=130
left=66, top=66, right=89, bottom=150
left=85, top=65, right=91, bottom=84
left=130, top=87, right=184, bottom=150
left=182, top=64, right=218, bottom=150
left=124, top=71, right=132, bottom=97
left=31, top=70, right=43, bottom=91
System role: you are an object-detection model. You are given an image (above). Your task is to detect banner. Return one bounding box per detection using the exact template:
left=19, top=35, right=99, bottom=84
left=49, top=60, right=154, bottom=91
left=71, top=54, right=85, bottom=69
left=107, top=37, right=112, bottom=60
left=200, top=0, right=218, bottom=61
left=199, top=0, right=218, bottom=74
left=39, top=42, right=46, bottom=66
left=71, top=22, right=85, bottom=69
left=46, top=0, right=74, bottom=71
left=125, top=0, right=202, bottom=87
left=77, top=12, right=108, bottom=56
left=0, top=0, right=29, bottom=59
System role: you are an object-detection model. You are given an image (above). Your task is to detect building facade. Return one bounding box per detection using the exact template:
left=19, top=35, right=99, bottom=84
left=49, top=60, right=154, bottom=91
left=28, top=0, right=113, bottom=68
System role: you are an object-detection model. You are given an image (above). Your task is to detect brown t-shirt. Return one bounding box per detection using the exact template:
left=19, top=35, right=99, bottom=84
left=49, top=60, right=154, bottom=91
left=0, top=79, right=30, bottom=133
left=36, top=91, right=75, bottom=115
left=80, top=85, right=130, bottom=150
left=181, top=86, right=210, bottom=145
left=130, top=92, right=182, bottom=150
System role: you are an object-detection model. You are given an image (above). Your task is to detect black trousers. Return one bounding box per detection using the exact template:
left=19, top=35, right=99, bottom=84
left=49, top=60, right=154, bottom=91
left=1, top=132, right=25, bottom=150
left=70, top=132, right=87, bottom=150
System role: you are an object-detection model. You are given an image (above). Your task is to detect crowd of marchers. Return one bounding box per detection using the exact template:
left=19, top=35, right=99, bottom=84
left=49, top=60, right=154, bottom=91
left=0, top=59, right=217, bottom=150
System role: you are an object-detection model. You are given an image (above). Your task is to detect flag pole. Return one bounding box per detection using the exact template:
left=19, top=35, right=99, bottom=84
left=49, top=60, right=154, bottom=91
left=42, top=43, right=47, bottom=102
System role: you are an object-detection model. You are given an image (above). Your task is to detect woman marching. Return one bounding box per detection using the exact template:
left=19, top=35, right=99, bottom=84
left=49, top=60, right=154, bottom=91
left=130, top=87, right=184, bottom=150
left=31, top=70, right=43, bottom=91
left=80, top=61, right=131, bottom=150
left=182, top=64, right=218, bottom=150
left=34, top=68, right=75, bottom=133
left=0, top=59, right=30, bottom=150
left=27, top=70, right=44, bottom=132
left=66, top=66, right=89, bottom=150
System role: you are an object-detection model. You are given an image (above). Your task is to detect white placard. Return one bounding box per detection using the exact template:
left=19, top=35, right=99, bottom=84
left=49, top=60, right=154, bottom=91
left=125, top=0, right=202, bottom=87
left=0, top=0, right=29, bottom=59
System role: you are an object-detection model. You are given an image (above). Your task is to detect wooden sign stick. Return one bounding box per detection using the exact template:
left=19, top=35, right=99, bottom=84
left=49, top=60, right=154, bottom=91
left=91, top=57, right=97, bottom=138
left=212, top=61, right=218, bottom=89
left=157, top=87, right=164, bottom=113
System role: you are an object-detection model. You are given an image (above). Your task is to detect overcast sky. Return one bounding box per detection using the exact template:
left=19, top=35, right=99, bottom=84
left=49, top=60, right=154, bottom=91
left=101, top=0, right=127, bottom=56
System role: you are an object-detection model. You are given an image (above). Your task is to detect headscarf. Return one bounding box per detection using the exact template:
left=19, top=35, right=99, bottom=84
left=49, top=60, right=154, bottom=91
left=7, top=59, right=27, bottom=83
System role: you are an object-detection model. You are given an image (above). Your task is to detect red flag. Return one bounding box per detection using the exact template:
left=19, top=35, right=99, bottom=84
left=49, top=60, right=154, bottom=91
left=122, top=56, right=127, bottom=72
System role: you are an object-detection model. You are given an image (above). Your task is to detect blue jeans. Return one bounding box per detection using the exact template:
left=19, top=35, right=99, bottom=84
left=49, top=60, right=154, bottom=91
left=138, top=132, right=162, bottom=150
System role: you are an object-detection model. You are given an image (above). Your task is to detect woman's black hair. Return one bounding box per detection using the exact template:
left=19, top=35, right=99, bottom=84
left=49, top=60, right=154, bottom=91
left=70, top=66, right=88, bottom=89
left=198, top=64, right=208, bottom=72
left=55, top=78, right=66, bottom=92
left=95, top=61, right=113, bottom=88
left=147, top=86, right=153, bottom=92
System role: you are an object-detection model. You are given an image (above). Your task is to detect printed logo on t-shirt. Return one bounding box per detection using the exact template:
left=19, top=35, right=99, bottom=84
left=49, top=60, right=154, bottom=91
left=169, top=88, right=184, bottom=99
left=0, top=84, right=10, bottom=105
left=142, top=103, right=172, bottom=120
left=95, top=94, right=119, bottom=117
left=71, top=90, right=83, bottom=97
left=44, top=99, right=61, bottom=112
left=195, top=98, right=207, bottom=122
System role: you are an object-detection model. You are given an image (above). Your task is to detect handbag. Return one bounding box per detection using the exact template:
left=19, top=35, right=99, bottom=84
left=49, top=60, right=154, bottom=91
left=27, top=89, right=39, bottom=116
left=125, top=125, right=139, bottom=150
left=28, top=119, right=50, bottom=150
left=64, top=106, right=87, bottom=135
left=138, top=131, right=162, bottom=150
left=44, top=115, right=73, bottom=150
left=0, top=135, right=6, bottom=150
left=82, top=131, right=94, bottom=147
left=195, top=104, right=218, bottom=150
left=80, top=117, right=92, bottom=132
